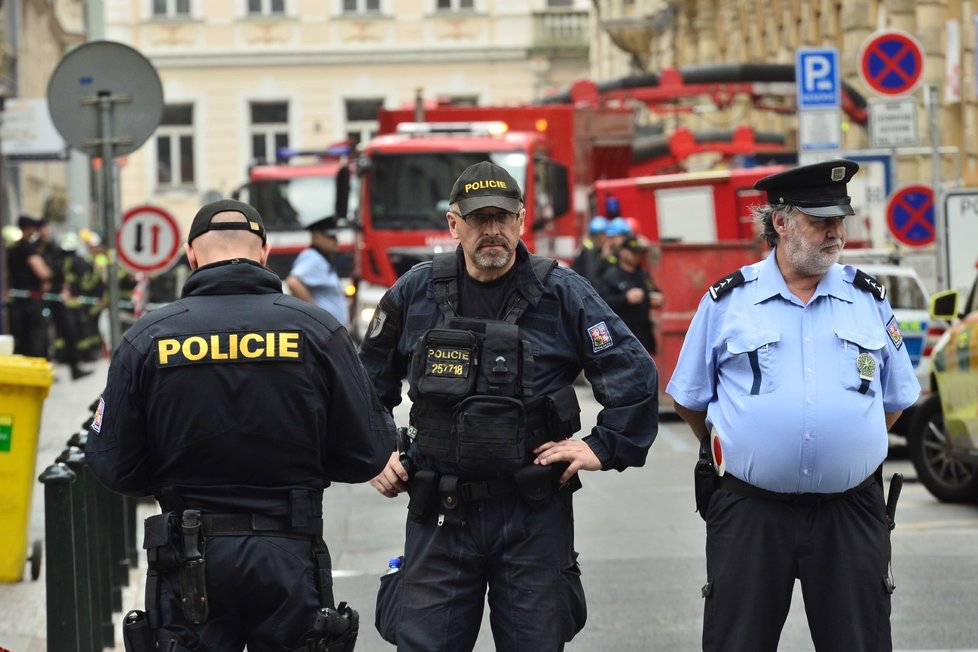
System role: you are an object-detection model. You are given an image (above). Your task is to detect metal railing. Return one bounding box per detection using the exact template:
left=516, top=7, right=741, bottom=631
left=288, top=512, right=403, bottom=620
left=38, top=406, right=140, bottom=651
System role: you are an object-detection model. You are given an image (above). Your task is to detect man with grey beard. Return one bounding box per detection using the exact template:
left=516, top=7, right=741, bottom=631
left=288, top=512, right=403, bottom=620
left=666, top=159, right=919, bottom=652
left=359, top=161, right=658, bottom=651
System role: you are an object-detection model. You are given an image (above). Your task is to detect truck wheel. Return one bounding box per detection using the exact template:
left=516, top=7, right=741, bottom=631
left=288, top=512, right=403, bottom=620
left=908, top=395, right=978, bottom=503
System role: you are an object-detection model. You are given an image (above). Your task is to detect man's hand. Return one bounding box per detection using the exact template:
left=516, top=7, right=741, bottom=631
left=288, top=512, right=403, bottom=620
left=533, top=440, right=602, bottom=484
left=369, top=451, right=410, bottom=498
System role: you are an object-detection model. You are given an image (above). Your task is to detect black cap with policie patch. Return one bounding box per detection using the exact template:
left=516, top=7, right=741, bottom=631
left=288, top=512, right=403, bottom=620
left=449, top=161, right=523, bottom=216
left=188, top=199, right=267, bottom=245
left=754, top=159, right=859, bottom=218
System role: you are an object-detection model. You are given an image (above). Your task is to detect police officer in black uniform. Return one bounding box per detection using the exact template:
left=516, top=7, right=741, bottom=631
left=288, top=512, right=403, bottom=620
left=85, top=199, right=394, bottom=651
left=361, top=162, right=659, bottom=652
left=6, top=215, right=52, bottom=357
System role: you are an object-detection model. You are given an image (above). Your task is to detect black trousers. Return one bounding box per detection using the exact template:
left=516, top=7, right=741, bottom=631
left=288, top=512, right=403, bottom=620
left=702, top=482, right=892, bottom=652
left=154, top=535, right=323, bottom=651
left=9, top=298, right=49, bottom=357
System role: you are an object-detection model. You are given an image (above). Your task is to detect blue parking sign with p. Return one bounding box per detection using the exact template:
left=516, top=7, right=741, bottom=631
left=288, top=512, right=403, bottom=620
left=796, top=48, right=841, bottom=109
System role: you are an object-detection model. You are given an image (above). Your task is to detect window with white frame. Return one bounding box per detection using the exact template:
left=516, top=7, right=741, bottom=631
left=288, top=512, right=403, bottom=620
left=345, top=98, right=383, bottom=148
left=250, top=102, right=290, bottom=162
left=343, top=0, right=381, bottom=12
left=546, top=0, right=573, bottom=7
left=247, top=0, right=285, bottom=15
left=156, top=105, right=195, bottom=188
left=435, top=0, right=474, bottom=11
left=152, top=0, right=190, bottom=17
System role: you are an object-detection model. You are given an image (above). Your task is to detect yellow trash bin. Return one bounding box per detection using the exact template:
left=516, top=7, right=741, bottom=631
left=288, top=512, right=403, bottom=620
left=0, top=354, right=55, bottom=582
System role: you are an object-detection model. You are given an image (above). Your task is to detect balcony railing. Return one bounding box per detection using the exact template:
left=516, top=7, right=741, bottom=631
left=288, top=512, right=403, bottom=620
left=531, top=10, right=589, bottom=56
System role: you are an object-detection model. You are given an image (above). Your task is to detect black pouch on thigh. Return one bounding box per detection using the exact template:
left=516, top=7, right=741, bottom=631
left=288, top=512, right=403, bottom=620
left=455, top=396, right=526, bottom=476
left=375, top=556, right=403, bottom=645
left=559, top=552, right=587, bottom=642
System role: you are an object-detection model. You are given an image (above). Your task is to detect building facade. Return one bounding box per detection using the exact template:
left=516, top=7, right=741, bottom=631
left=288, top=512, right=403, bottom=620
left=0, top=0, right=85, bottom=225
left=593, top=0, right=978, bottom=186
left=102, top=0, right=591, bottom=235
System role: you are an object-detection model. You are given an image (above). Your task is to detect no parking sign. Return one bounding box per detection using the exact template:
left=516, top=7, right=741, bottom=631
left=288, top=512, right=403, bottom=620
left=886, top=185, right=934, bottom=247
left=117, top=205, right=182, bottom=274
left=859, top=30, right=925, bottom=96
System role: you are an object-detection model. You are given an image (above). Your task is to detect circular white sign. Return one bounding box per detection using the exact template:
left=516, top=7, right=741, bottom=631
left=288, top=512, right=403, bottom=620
left=117, top=205, right=182, bottom=274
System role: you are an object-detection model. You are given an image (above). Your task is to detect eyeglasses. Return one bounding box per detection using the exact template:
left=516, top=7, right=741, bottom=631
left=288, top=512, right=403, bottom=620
left=452, top=211, right=520, bottom=228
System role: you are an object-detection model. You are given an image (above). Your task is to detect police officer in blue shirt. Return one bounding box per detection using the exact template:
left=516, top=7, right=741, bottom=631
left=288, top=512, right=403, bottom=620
left=286, top=216, right=350, bottom=325
left=360, top=161, right=659, bottom=652
left=86, top=200, right=393, bottom=651
left=666, top=160, right=920, bottom=652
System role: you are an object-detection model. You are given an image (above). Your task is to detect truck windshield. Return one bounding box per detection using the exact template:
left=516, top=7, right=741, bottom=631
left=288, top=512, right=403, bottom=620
left=250, top=176, right=339, bottom=231
left=368, top=152, right=527, bottom=230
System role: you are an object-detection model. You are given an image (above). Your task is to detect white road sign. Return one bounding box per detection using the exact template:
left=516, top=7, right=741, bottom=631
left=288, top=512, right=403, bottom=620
left=117, top=205, right=182, bottom=274
left=868, top=98, right=919, bottom=148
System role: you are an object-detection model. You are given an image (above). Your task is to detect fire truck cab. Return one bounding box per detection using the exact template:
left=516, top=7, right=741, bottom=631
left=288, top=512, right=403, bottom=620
left=233, top=147, right=355, bottom=281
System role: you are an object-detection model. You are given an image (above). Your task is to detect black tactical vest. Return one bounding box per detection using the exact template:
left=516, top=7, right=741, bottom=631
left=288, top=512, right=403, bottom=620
left=407, top=252, right=559, bottom=477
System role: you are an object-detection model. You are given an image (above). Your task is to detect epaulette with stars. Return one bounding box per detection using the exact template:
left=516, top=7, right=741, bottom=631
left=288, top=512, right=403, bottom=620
left=709, top=270, right=746, bottom=301
left=853, top=269, right=886, bottom=301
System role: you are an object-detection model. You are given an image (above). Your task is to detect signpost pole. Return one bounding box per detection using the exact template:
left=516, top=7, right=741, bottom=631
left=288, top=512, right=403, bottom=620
left=926, top=84, right=948, bottom=291
left=97, top=92, right=122, bottom=352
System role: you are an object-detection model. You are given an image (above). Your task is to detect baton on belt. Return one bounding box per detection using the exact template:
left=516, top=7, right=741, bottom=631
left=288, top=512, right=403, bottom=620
left=886, top=473, right=904, bottom=531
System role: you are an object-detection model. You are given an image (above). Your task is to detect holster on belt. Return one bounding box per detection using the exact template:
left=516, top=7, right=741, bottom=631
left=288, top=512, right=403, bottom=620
left=407, top=469, right=438, bottom=523
left=122, top=610, right=153, bottom=652
left=693, top=437, right=719, bottom=522
left=514, top=463, right=582, bottom=510
left=437, top=475, right=466, bottom=527
left=179, top=509, right=209, bottom=624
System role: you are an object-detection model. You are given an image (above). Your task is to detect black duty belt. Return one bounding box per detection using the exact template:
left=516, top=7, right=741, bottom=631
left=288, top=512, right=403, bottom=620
left=201, top=513, right=324, bottom=538
left=458, top=476, right=518, bottom=502
left=719, top=472, right=877, bottom=507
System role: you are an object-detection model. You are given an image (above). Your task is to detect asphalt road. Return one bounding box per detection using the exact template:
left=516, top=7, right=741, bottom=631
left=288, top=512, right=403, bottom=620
left=326, top=385, right=978, bottom=652
left=4, top=367, right=977, bottom=651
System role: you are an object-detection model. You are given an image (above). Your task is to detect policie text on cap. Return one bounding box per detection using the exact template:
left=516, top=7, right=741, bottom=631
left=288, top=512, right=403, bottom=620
left=449, top=162, right=523, bottom=217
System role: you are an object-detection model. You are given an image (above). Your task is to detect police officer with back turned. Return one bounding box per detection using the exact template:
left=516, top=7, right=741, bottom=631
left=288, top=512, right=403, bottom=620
left=666, top=160, right=920, bottom=652
left=360, top=161, right=659, bottom=652
left=85, top=199, right=394, bottom=651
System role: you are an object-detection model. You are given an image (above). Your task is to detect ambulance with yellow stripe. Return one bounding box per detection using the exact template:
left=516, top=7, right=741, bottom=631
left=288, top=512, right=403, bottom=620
left=909, top=269, right=978, bottom=502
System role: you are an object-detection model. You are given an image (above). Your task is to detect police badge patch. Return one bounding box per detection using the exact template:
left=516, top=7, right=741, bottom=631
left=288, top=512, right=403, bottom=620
left=91, top=396, right=105, bottom=433
left=885, top=315, right=904, bottom=350
left=588, top=321, right=614, bottom=352
left=367, top=308, right=388, bottom=340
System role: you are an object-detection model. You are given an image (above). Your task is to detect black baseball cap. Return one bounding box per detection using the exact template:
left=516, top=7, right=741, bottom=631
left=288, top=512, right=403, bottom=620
left=449, top=161, right=523, bottom=216
left=187, top=199, right=266, bottom=245
left=17, top=215, right=43, bottom=229
left=754, top=159, right=859, bottom=218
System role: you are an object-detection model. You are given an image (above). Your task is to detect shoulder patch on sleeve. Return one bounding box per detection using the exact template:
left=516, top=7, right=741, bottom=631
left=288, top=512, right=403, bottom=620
left=709, top=270, right=746, bottom=301
left=587, top=321, right=614, bottom=352
left=854, top=269, right=886, bottom=301
left=885, top=315, right=904, bottom=350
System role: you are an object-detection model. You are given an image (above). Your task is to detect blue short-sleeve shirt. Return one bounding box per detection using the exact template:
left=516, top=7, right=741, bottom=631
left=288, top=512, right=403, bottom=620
left=666, top=250, right=920, bottom=493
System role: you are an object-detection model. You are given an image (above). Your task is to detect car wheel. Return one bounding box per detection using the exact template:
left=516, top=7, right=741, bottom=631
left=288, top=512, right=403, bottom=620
left=908, top=394, right=978, bottom=502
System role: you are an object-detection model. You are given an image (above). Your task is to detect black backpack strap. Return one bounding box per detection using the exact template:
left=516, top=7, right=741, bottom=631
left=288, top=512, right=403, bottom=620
left=709, top=270, right=746, bottom=301
left=853, top=269, right=886, bottom=301
left=431, top=252, right=459, bottom=319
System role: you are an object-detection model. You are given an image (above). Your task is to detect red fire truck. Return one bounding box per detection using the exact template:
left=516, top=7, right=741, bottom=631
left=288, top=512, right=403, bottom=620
left=592, top=166, right=784, bottom=243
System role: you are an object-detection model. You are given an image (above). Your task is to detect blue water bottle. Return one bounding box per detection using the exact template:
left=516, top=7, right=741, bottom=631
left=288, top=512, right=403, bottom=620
left=385, top=556, right=402, bottom=575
